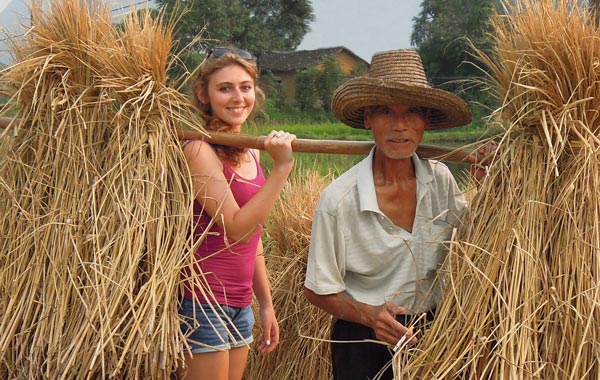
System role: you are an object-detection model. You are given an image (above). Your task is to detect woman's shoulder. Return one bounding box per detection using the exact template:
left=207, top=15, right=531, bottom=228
left=184, top=139, right=214, bottom=155
left=183, top=139, right=222, bottom=169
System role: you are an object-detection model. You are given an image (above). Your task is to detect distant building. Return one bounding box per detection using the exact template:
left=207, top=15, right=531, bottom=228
left=258, top=46, right=368, bottom=106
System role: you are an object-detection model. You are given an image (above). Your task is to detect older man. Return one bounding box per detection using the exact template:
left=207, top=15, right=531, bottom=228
left=304, top=49, right=473, bottom=380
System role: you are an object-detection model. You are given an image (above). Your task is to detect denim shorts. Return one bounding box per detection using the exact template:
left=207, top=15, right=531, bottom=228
left=179, top=299, right=255, bottom=353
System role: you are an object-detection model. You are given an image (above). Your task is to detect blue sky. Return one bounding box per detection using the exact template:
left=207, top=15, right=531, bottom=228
left=0, top=0, right=156, bottom=64
left=298, top=0, right=422, bottom=61
left=0, top=0, right=422, bottom=65
left=0, top=1, right=12, bottom=12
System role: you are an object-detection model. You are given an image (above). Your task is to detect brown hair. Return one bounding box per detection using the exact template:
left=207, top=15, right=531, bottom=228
left=190, top=48, right=265, bottom=166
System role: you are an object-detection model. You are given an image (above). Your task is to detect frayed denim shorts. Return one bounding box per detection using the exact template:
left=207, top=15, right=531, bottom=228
left=179, top=299, right=255, bottom=353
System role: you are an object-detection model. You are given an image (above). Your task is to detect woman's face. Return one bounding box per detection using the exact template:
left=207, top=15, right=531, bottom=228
left=199, top=63, right=256, bottom=130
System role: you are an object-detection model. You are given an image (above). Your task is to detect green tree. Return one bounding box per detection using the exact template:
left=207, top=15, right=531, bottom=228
left=295, top=58, right=361, bottom=112
left=313, top=57, right=343, bottom=112
left=155, top=0, right=313, bottom=58
left=295, top=68, right=319, bottom=112
left=411, top=0, right=499, bottom=93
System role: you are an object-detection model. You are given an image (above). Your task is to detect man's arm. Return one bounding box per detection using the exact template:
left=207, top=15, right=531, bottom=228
left=303, top=287, right=416, bottom=345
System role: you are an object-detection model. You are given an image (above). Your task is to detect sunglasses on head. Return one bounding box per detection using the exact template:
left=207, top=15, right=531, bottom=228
left=207, top=47, right=255, bottom=60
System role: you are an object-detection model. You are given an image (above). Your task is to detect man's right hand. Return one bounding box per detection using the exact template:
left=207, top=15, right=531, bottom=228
left=370, top=302, right=416, bottom=346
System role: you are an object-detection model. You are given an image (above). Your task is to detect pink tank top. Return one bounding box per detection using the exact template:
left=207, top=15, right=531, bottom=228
left=183, top=149, right=266, bottom=307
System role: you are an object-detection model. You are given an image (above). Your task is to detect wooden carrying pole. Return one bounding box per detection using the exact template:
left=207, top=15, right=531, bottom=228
left=0, top=117, right=473, bottom=163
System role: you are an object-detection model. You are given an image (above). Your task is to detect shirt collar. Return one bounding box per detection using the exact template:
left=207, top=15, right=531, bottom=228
left=357, top=147, right=433, bottom=213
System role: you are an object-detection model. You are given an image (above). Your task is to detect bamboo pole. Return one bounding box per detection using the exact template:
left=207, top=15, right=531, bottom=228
left=0, top=116, right=474, bottom=162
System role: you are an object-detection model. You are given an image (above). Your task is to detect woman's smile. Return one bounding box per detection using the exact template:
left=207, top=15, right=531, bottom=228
left=203, top=64, right=256, bottom=128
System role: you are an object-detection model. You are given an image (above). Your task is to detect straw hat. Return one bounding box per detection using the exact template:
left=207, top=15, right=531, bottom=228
left=332, top=49, right=472, bottom=130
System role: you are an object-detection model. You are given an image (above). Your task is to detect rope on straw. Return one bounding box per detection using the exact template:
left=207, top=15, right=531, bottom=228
left=394, top=1, right=600, bottom=379
left=0, top=1, right=217, bottom=378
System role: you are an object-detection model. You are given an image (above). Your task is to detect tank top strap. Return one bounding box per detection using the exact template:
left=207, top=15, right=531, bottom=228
left=220, top=149, right=263, bottom=182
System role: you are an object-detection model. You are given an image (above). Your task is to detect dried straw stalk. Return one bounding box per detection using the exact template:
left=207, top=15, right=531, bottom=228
left=0, top=1, right=209, bottom=379
left=246, top=169, right=333, bottom=380
left=394, top=1, right=600, bottom=379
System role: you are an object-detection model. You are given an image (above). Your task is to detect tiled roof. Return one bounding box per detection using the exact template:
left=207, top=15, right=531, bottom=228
left=258, top=46, right=366, bottom=72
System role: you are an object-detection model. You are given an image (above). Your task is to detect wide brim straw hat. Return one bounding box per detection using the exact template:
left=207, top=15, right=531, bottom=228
left=332, top=49, right=472, bottom=130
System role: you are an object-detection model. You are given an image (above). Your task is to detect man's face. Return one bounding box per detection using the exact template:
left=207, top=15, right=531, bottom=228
left=364, top=104, right=429, bottom=160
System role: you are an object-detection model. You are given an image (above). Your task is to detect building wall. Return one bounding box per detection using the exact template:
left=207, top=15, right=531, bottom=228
left=258, top=72, right=295, bottom=105
left=260, top=51, right=365, bottom=106
left=314, top=51, right=361, bottom=74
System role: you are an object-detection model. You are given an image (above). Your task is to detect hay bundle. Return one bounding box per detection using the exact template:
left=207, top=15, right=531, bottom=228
left=0, top=1, right=207, bottom=378
left=394, top=0, right=600, bottom=379
left=246, top=169, right=333, bottom=380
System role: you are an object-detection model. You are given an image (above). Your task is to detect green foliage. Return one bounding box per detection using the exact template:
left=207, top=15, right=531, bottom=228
left=241, top=0, right=315, bottom=54
left=155, top=0, right=314, bottom=72
left=259, top=105, right=339, bottom=125
left=259, top=71, right=287, bottom=109
left=349, top=60, right=369, bottom=77
left=411, top=0, right=500, bottom=97
left=314, top=57, right=345, bottom=112
left=295, top=68, right=320, bottom=112
left=294, top=58, right=354, bottom=112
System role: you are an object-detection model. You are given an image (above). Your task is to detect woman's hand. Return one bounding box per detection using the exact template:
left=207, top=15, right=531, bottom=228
left=256, top=304, right=279, bottom=354
left=264, top=130, right=296, bottom=167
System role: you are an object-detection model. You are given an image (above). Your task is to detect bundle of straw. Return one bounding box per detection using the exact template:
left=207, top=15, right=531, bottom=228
left=0, top=1, right=208, bottom=378
left=394, top=0, right=600, bottom=378
left=246, top=169, right=333, bottom=380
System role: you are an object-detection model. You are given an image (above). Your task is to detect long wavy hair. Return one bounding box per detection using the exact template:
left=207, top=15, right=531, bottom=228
left=190, top=48, right=265, bottom=166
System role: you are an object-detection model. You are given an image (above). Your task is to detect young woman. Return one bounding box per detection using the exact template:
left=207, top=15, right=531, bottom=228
left=179, top=46, right=295, bottom=380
